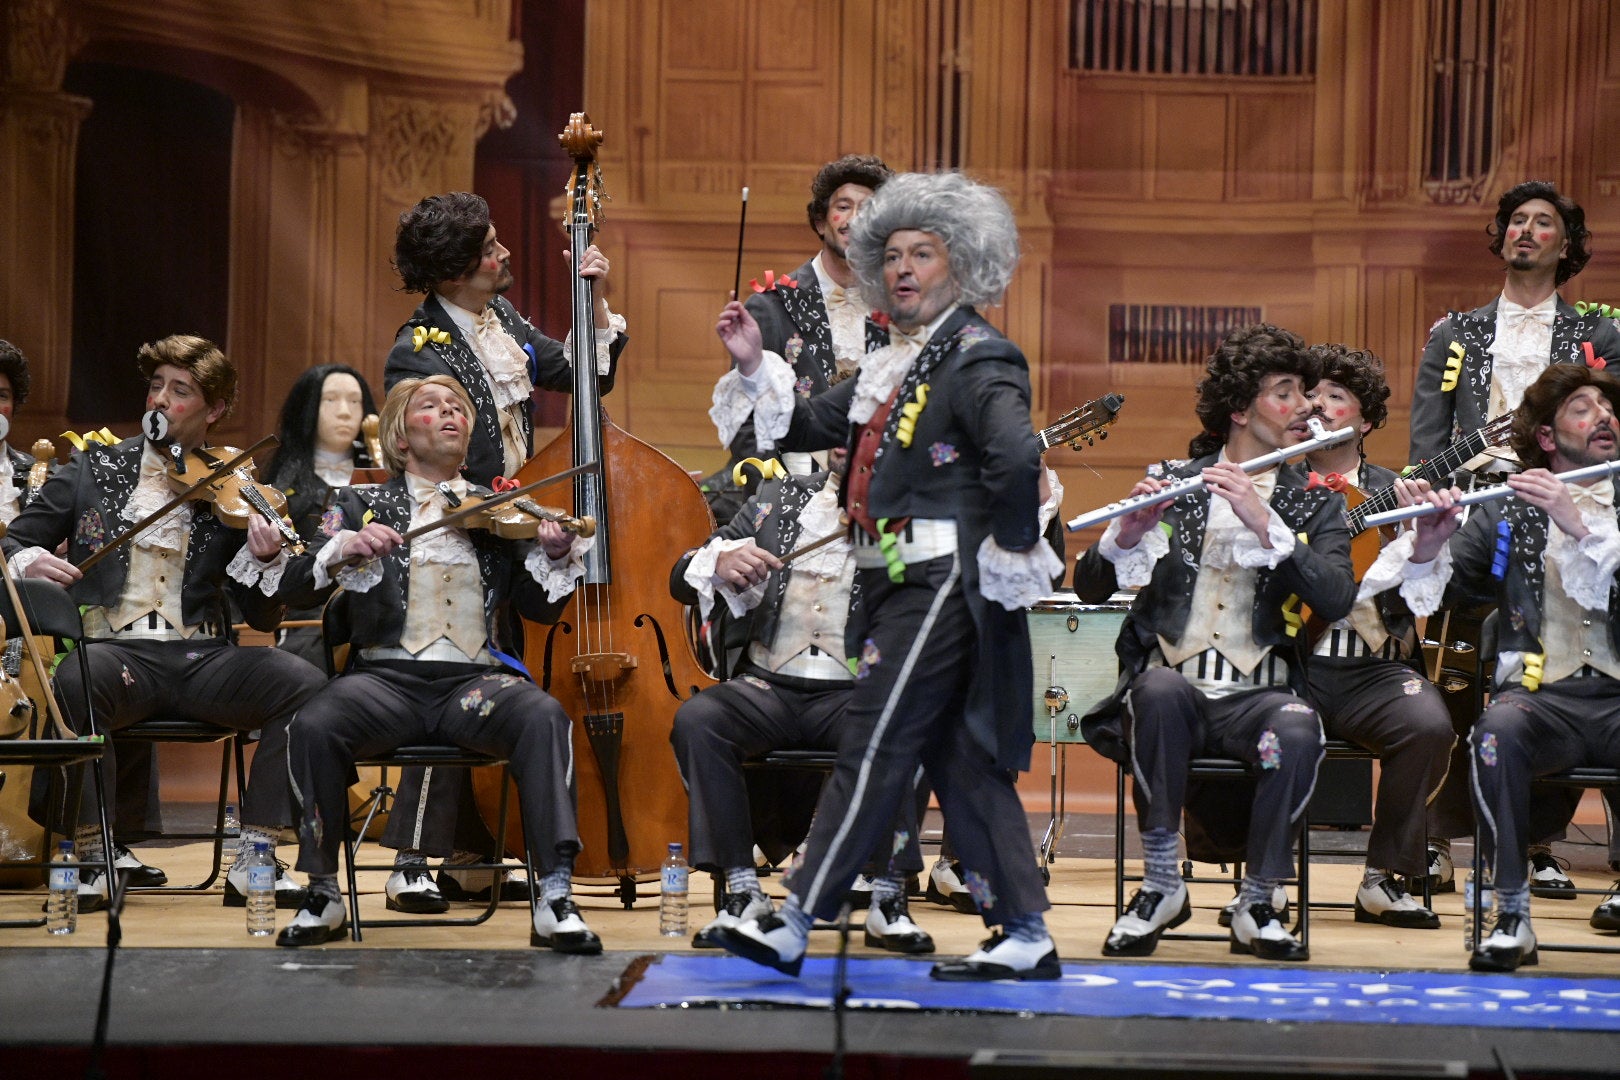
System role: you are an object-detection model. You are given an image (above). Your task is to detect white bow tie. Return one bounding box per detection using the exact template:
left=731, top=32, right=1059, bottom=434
left=406, top=475, right=469, bottom=507
left=1570, top=478, right=1615, bottom=511
left=474, top=306, right=503, bottom=334
left=1501, top=300, right=1555, bottom=328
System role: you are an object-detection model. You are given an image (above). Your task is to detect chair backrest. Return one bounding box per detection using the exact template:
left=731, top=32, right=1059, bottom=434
left=0, top=578, right=83, bottom=643
left=320, top=589, right=352, bottom=678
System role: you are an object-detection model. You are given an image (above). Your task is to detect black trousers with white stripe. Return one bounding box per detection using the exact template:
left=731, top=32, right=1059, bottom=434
left=1124, top=666, right=1324, bottom=881
left=787, top=555, right=1050, bottom=926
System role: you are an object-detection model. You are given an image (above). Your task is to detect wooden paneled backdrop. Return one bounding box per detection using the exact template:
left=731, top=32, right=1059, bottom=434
left=6, top=0, right=1620, bottom=808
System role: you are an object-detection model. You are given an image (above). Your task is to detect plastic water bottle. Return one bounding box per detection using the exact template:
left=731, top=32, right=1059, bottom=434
left=244, top=841, right=276, bottom=936
left=659, top=842, right=689, bottom=937
left=1463, top=868, right=1494, bottom=951
left=46, top=840, right=78, bottom=936
left=220, top=802, right=241, bottom=873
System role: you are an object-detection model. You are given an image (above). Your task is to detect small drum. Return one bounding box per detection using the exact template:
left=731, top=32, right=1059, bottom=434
left=1027, top=591, right=1131, bottom=743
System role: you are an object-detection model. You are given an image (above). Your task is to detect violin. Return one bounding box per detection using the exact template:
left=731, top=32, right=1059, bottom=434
left=445, top=482, right=596, bottom=541
left=167, top=444, right=306, bottom=553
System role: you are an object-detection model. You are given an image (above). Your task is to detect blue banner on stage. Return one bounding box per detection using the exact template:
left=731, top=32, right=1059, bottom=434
left=612, top=954, right=1620, bottom=1032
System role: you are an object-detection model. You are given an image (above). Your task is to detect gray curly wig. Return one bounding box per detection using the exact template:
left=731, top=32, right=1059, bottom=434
left=846, top=172, right=1020, bottom=310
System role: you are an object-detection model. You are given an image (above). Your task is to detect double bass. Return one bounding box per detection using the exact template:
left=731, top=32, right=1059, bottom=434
left=475, top=114, right=717, bottom=905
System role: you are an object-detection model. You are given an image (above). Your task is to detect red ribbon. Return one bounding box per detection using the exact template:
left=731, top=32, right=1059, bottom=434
left=490, top=476, right=519, bottom=493
left=1306, top=471, right=1348, bottom=493
left=749, top=270, right=798, bottom=294
left=1584, top=341, right=1607, bottom=370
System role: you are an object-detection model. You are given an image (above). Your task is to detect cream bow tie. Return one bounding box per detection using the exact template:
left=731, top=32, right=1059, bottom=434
left=475, top=306, right=503, bottom=333
left=1501, top=301, right=1555, bottom=328
left=824, top=284, right=859, bottom=310
left=1570, top=478, right=1615, bottom=511
left=407, top=475, right=469, bottom=507
left=889, top=324, right=929, bottom=350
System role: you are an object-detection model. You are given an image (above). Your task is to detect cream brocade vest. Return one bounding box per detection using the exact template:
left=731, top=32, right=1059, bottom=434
left=1540, top=557, right=1620, bottom=684
left=398, top=547, right=488, bottom=659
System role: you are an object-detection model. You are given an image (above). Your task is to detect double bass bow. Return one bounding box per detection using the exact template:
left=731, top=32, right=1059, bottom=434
left=478, top=114, right=718, bottom=906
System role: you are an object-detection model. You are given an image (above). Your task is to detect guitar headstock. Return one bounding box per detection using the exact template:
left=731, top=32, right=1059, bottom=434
left=1039, top=393, right=1126, bottom=453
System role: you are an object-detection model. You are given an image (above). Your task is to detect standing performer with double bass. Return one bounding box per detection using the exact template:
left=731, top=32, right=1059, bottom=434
left=374, top=190, right=628, bottom=913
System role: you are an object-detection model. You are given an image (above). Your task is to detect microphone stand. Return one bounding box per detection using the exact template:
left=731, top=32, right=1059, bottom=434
left=824, top=900, right=853, bottom=1080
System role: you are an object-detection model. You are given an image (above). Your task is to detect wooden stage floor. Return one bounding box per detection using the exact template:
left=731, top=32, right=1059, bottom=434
left=4, top=812, right=1619, bottom=1079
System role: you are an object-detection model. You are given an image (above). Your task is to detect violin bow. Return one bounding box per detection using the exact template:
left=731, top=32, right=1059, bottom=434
left=731, top=186, right=749, bottom=301
left=778, top=525, right=848, bottom=566
left=329, top=460, right=600, bottom=570
left=76, top=435, right=279, bottom=574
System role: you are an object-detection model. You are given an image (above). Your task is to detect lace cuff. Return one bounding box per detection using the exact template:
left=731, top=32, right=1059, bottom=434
left=1391, top=532, right=1453, bottom=617
left=976, top=535, right=1065, bottom=611
left=1037, top=466, right=1064, bottom=534
left=682, top=537, right=765, bottom=620
left=226, top=545, right=287, bottom=596
left=1553, top=525, right=1620, bottom=610
left=1098, top=519, right=1168, bottom=588
left=7, top=546, right=48, bottom=580
left=711, top=351, right=796, bottom=450
left=314, top=532, right=383, bottom=594
left=1232, top=507, right=1296, bottom=569
left=562, top=310, right=626, bottom=377
left=525, top=533, right=596, bottom=603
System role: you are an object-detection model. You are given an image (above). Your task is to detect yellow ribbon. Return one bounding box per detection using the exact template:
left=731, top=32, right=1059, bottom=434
left=896, top=383, right=930, bottom=449
left=412, top=326, right=453, bottom=353
left=732, top=456, right=786, bottom=487
left=60, top=428, right=117, bottom=451
left=1522, top=652, right=1545, bottom=692
left=1440, top=341, right=1464, bottom=393
left=1280, top=533, right=1309, bottom=637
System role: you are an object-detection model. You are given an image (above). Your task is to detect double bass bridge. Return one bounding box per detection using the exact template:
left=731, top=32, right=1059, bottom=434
left=569, top=651, right=638, bottom=681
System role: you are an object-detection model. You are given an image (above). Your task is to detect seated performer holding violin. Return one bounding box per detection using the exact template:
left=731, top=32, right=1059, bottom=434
left=273, top=375, right=601, bottom=951
left=1296, top=343, right=1453, bottom=930
left=2, top=334, right=327, bottom=911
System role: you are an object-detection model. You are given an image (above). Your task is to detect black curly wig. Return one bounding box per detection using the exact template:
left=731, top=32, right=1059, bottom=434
left=0, top=339, right=29, bottom=407
left=1189, top=323, right=1317, bottom=459
left=1487, top=180, right=1591, bottom=286
left=1509, top=364, right=1620, bottom=471
left=393, top=192, right=491, bottom=294
left=806, top=154, right=891, bottom=234
left=1308, top=343, right=1389, bottom=431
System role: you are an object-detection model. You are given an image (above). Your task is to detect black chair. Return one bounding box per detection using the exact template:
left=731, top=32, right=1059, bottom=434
left=1114, top=757, right=1313, bottom=948
left=118, top=719, right=246, bottom=893
left=320, top=590, right=534, bottom=942
left=0, top=579, right=116, bottom=929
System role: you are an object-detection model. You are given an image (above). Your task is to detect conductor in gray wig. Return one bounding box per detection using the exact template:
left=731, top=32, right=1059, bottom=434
left=845, top=171, right=1021, bottom=314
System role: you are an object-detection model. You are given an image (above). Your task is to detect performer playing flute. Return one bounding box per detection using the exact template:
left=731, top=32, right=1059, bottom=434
left=1076, top=324, right=1354, bottom=962
left=1371, top=364, right=1620, bottom=970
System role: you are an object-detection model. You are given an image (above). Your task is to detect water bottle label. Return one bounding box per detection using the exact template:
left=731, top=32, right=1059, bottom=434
left=662, top=866, right=688, bottom=892
left=247, top=866, right=274, bottom=890
left=50, top=868, right=77, bottom=890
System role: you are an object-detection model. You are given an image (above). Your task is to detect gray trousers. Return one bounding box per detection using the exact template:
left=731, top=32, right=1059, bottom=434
left=786, top=556, right=1049, bottom=926
left=669, top=667, right=924, bottom=876
left=1472, top=674, right=1620, bottom=893
left=287, top=660, right=578, bottom=878
left=1306, top=656, right=1456, bottom=876
left=1125, top=666, right=1324, bottom=881
left=52, top=638, right=324, bottom=829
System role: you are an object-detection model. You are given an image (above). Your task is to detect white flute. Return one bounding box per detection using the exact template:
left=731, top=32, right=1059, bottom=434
left=1361, top=458, right=1620, bottom=527
left=1065, top=418, right=1356, bottom=532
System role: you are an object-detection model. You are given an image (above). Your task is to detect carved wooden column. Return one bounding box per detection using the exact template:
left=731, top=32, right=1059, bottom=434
left=0, top=0, right=89, bottom=413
